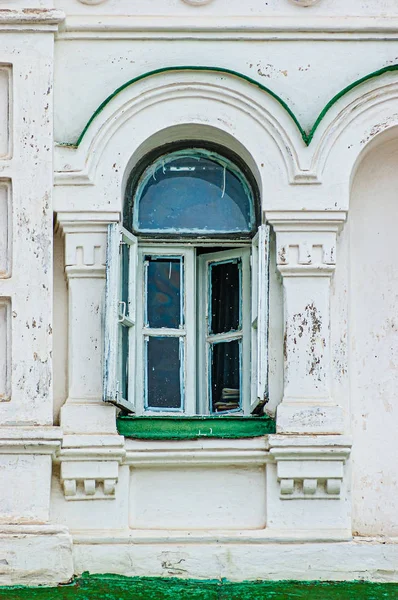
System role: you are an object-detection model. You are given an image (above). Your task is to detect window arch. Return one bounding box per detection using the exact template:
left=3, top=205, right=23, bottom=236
left=123, top=142, right=260, bottom=236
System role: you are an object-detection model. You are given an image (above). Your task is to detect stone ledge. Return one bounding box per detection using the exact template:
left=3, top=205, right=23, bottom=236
left=0, top=525, right=73, bottom=587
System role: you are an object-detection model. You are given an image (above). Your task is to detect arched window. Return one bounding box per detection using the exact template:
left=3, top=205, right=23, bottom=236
left=104, top=143, right=269, bottom=418
left=125, top=146, right=257, bottom=235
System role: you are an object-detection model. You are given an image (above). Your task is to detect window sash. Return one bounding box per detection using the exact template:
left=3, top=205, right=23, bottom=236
left=103, top=223, right=137, bottom=413
left=251, top=224, right=270, bottom=413
left=198, top=247, right=251, bottom=415
left=135, top=245, right=196, bottom=416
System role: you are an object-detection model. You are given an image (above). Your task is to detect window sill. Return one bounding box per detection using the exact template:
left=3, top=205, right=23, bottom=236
left=117, top=415, right=276, bottom=440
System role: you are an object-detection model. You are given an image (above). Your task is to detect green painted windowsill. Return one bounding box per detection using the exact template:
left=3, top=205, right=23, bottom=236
left=117, top=415, right=276, bottom=439
left=1, top=575, right=398, bottom=599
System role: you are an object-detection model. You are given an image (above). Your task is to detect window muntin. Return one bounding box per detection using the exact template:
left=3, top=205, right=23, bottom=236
left=131, top=148, right=256, bottom=235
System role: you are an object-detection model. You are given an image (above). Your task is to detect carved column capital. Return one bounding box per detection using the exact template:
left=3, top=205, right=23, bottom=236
left=55, top=212, right=119, bottom=279
left=266, top=211, right=346, bottom=278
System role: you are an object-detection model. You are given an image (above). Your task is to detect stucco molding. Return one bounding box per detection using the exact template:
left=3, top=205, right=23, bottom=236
left=58, top=435, right=125, bottom=501
left=0, top=427, right=62, bottom=456
left=269, top=435, right=352, bottom=500
left=56, top=212, right=119, bottom=276
left=0, top=8, right=64, bottom=31
left=54, top=73, right=303, bottom=190
left=267, top=210, right=346, bottom=278
left=265, top=212, right=346, bottom=434
left=54, top=66, right=398, bottom=207
left=124, top=437, right=271, bottom=469
left=288, top=0, right=321, bottom=6
left=58, top=16, right=398, bottom=41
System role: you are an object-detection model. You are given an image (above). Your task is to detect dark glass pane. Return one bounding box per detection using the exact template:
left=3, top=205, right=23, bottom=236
left=120, top=324, right=129, bottom=400
left=135, top=151, right=254, bottom=233
left=210, top=259, right=241, bottom=334
left=146, top=337, right=182, bottom=409
left=146, top=257, right=181, bottom=329
left=121, top=243, right=129, bottom=306
left=211, top=339, right=241, bottom=412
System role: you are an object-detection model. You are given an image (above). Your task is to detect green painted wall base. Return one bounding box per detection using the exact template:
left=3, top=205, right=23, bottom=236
left=117, top=415, right=276, bottom=439
left=1, top=575, right=398, bottom=599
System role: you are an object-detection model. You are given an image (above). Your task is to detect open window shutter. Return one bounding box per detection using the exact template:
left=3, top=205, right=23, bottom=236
left=251, top=224, right=270, bottom=414
left=103, top=223, right=137, bottom=413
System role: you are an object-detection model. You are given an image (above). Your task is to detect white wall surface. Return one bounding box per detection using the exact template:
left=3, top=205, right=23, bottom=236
left=350, top=133, right=398, bottom=536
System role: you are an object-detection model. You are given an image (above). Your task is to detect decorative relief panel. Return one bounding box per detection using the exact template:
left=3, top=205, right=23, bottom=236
left=0, top=66, right=11, bottom=158
left=0, top=183, right=11, bottom=278
left=0, top=299, right=10, bottom=401
left=60, top=459, right=119, bottom=501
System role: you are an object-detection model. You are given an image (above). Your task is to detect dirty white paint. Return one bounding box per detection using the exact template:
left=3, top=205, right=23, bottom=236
left=1, top=0, right=398, bottom=587
left=349, top=133, right=398, bottom=536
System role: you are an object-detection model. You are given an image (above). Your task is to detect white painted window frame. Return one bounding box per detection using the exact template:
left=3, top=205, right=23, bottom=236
left=135, top=244, right=196, bottom=416
left=197, top=247, right=251, bottom=415
left=103, top=226, right=270, bottom=416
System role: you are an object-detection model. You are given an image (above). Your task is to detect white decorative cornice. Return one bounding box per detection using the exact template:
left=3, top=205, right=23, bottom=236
left=0, top=9, right=64, bottom=31
left=124, top=437, right=270, bottom=469
left=0, top=427, right=62, bottom=456
left=58, top=16, right=398, bottom=41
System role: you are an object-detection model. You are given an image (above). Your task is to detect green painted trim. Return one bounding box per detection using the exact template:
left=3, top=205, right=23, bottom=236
left=306, top=63, right=398, bottom=145
left=117, top=415, right=276, bottom=439
left=62, top=64, right=398, bottom=149
left=74, top=66, right=303, bottom=147
left=1, top=575, right=398, bottom=599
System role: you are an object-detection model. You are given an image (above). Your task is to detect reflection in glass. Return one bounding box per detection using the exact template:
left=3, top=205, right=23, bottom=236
left=134, top=150, right=255, bottom=233
left=121, top=242, right=129, bottom=306
left=211, top=339, right=241, bottom=412
left=146, top=257, right=182, bottom=329
left=120, top=325, right=129, bottom=401
left=146, top=337, right=182, bottom=409
left=210, top=259, right=241, bottom=334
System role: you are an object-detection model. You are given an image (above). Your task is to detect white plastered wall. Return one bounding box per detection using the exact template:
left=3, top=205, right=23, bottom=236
left=348, top=130, right=398, bottom=536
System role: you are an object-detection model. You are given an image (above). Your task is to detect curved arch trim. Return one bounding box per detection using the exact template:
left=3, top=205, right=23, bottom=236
left=60, top=64, right=398, bottom=148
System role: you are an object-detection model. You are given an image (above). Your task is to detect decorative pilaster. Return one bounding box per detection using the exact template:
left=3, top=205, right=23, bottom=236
left=266, top=211, right=346, bottom=434
left=55, top=212, right=125, bottom=500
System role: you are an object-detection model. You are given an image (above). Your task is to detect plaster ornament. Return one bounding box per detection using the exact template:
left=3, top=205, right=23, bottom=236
left=288, top=0, right=321, bottom=6
left=78, top=0, right=108, bottom=6
left=182, top=0, right=214, bottom=5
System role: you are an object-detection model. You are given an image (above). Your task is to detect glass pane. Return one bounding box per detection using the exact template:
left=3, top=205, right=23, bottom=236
left=210, top=259, right=241, bottom=334
left=134, top=150, right=255, bottom=234
left=120, top=324, right=129, bottom=400
left=121, top=242, right=129, bottom=306
left=146, top=337, right=182, bottom=409
left=146, top=257, right=182, bottom=329
left=210, top=339, right=241, bottom=412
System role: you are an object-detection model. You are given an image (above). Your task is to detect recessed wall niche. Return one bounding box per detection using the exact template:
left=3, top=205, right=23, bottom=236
left=0, top=298, right=10, bottom=401
left=0, top=66, right=11, bottom=158
left=0, top=182, right=11, bottom=277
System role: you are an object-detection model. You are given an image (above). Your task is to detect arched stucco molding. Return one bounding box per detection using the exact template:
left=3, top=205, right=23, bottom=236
left=308, top=78, right=398, bottom=209
left=54, top=66, right=398, bottom=215
left=54, top=69, right=307, bottom=194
